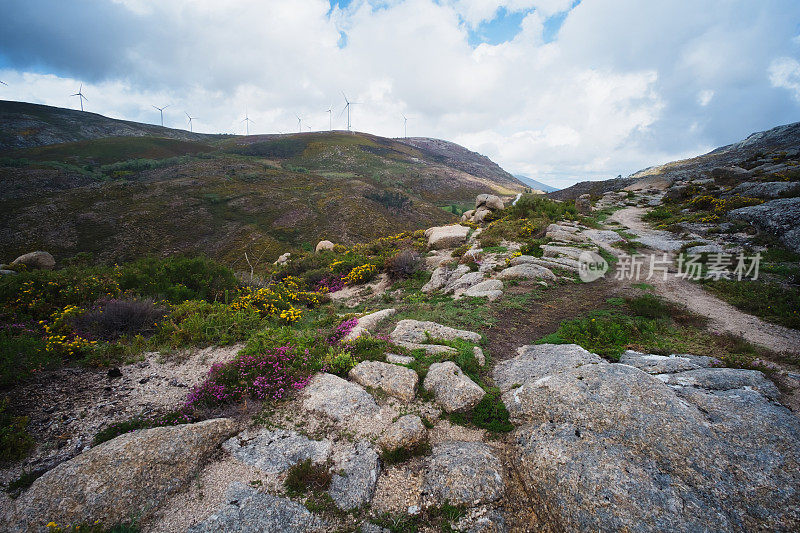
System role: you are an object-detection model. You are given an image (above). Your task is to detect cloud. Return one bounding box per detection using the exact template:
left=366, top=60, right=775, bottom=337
left=1, top=0, right=799, bottom=188
left=769, top=57, right=800, bottom=101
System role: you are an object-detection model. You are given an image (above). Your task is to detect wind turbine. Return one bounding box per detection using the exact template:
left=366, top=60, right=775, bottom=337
left=153, top=104, right=170, bottom=126
left=402, top=114, right=410, bottom=139
left=0, top=80, right=7, bottom=86
left=241, top=108, right=254, bottom=135
left=296, top=114, right=303, bottom=133
left=340, top=92, right=361, bottom=132
left=72, top=84, right=88, bottom=111
left=326, top=105, right=333, bottom=131
left=185, top=112, right=198, bottom=132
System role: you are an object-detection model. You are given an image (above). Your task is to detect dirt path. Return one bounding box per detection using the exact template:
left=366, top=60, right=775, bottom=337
left=611, top=206, right=800, bottom=355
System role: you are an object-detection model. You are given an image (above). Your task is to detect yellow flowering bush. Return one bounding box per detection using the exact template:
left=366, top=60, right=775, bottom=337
left=40, top=305, right=96, bottom=356
left=343, top=263, right=377, bottom=285
left=229, top=279, right=323, bottom=323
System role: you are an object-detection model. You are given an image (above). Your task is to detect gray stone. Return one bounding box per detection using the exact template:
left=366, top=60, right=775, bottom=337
left=274, top=252, right=291, bottom=266
left=423, top=361, right=485, bottom=413
left=425, top=225, right=470, bottom=250
left=500, top=346, right=800, bottom=531
left=391, top=341, right=457, bottom=355
left=546, top=228, right=588, bottom=242
left=423, top=442, right=504, bottom=507
left=0, top=269, right=18, bottom=276
left=315, top=240, right=334, bottom=253
left=658, top=367, right=781, bottom=400
left=344, top=308, right=397, bottom=341
left=618, top=350, right=713, bottom=374
left=391, top=319, right=481, bottom=344
left=361, top=523, right=390, bottom=533
left=11, top=251, right=55, bottom=270
left=386, top=353, right=415, bottom=365
left=473, top=346, right=486, bottom=366
left=472, top=206, right=493, bottom=223
left=493, top=344, right=603, bottom=392
left=379, top=414, right=427, bottom=451
left=541, top=245, right=595, bottom=260
left=188, top=482, right=325, bottom=532
left=9, top=419, right=236, bottom=532
left=461, top=279, right=503, bottom=301
left=329, top=441, right=380, bottom=511
left=422, top=264, right=470, bottom=293
left=444, top=271, right=485, bottom=296
left=575, top=194, right=592, bottom=214
left=302, top=373, right=380, bottom=423
left=729, top=197, right=800, bottom=253
left=349, top=360, right=418, bottom=401
left=728, top=181, right=799, bottom=199
left=476, top=194, right=504, bottom=211
left=583, top=229, right=625, bottom=244
left=222, top=428, right=331, bottom=474
left=497, top=263, right=556, bottom=281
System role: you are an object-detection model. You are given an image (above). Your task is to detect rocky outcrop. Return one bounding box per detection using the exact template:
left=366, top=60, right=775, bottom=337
left=329, top=441, right=381, bottom=511
left=343, top=308, right=397, bottom=341
left=379, top=415, right=427, bottom=451
left=302, top=373, right=380, bottom=423
left=9, top=418, right=236, bottom=532
left=315, top=240, right=335, bottom=253
left=425, top=225, right=470, bottom=250
left=423, top=264, right=470, bottom=293
left=460, top=279, right=503, bottom=301
left=619, top=350, right=717, bottom=374
left=498, top=344, right=800, bottom=531
left=391, top=319, right=482, bottom=344
left=349, top=360, right=418, bottom=401
left=462, top=195, right=505, bottom=224
left=11, top=251, right=55, bottom=270
left=423, top=361, right=485, bottom=413
left=497, top=263, right=556, bottom=281
left=188, top=482, right=325, bottom=532
left=422, top=442, right=504, bottom=507
left=222, top=428, right=332, bottom=474
left=727, top=181, right=799, bottom=199
left=729, top=197, right=800, bottom=253
left=575, top=194, right=592, bottom=214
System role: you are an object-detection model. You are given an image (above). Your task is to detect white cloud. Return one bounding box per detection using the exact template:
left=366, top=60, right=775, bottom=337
left=1, top=0, right=799, bottom=187
left=769, top=57, right=800, bottom=101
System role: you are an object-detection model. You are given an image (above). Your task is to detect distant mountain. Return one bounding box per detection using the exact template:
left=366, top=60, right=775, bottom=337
left=550, top=121, right=800, bottom=200
left=513, top=174, right=559, bottom=192
left=0, top=100, right=524, bottom=267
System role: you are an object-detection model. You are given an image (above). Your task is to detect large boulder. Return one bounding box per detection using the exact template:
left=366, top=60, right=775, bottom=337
left=349, top=360, right=419, bottom=401
left=188, top=482, right=325, bottom=532
left=499, top=345, right=800, bottom=531
left=328, top=441, right=381, bottom=511
left=391, top=319, right=481, bottom=344
left=343, top=308, right=397, bottom=341
left=11, top=251, right=55, bottom=270
left=476, top=194, right=505, bottom=211
left=729, top=197, right=800, bottom=253
left=315, top=240, right=335, bottom=253
left=425, top=225, right=470, bottom=250
left=274, top=252, right=291, bottom=266
left=9, top=418, right=236, bottom=532
left=423, top=361, right=485, bottom=413
left=618, top=350, right=717, bottom=374
left=379, top=414, right=427, bottom=451
left=423, top=264, right=470, bottom=294
left=460, top=279, right=503, bottom=301
left=422, top=442, right=505, bottom=507
left=222, top=428, right=332, bottom=474
left=302, top=373, right=380, bottom=423
left=575, top=194, right=592, bottom=214
left=493, top=344, right=603, bottom=392
left=727, top=181, right=799, bottom=199
left=497, top=263, right=556, bottom=281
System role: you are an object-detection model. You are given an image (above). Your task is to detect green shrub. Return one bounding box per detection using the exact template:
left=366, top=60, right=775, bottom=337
left=364, top=190, right=412, bottom=211
left=507, top=194, right=577, bottom=221
left=703, top=279, right=800, bottom=330
left=117, top=256, right=239, bottom=303
left=71, top=298, right=167, bottom=341
left=93, top=410, right=192, bottom=445
left=381, top=442, right=430, bottom=464
left=152, top=301, right=265, bottom=349
left=385, top=249, right=422, bottom=279
left=324, top=347, right=357, bottom=376
left=626, top=294, right=671, bottom=320
left=285, top=459, right=332, bottom=495
left=471, top=390, right=514, bottom=433
left=0, top=397, right=34, bottom=463
left=0, top=333, right=55, bottom=387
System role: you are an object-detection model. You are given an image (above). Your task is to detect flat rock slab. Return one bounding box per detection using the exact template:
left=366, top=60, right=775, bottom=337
left=223, top=428, right=332, bottom=474
left=542, top=245, right=596, bottom=260
left=444, top=271, right=485, bottom=296
left=658, top=367, right=781, bottom=400
left=391, top=319, right=481, bottom=344
left=497, top=264, right=556, bottom=281
left=9, top=418, right=236, bottom=532
left=349, top=360, right=418, bottom=401
left=329, top=441, right=381, bottom=511
left=425, top=225, right=470, bottom=250
left=460, top=279, right=503, bottom=301
left=344, top=308, right=397, bottom=341
left=423, top=442, right=505, bottom=507
left=379, top=414, right=427, bottom=451
left=583, top=229, right=625, bottom=244
left=493, top=344, right=603, bottom=392
left=619, top=350, right=717, bottom=374
left=386, top=353, right=415, bottom=365
left=188, top=482, right=325, bottom=532
left=302, top=373, right=380, bottom=423
left=423, top=361, right=485, bottom=413
left=423, top=264, right=470, bottom=293
left=391, top=341, right=457, bottom=355
left=502, top=345, right=800, bottom=531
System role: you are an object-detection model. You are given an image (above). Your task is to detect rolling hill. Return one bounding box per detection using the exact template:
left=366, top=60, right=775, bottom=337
left=0, top=101, right=524, bottom=269
left=513, top=174, right=558, bottom=192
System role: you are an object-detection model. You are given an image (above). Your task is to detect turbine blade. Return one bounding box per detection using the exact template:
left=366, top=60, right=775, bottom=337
left=341, top=91, right=349, bottom=103
left=82, top=95, right=88, bottom=101
left=0, top=80, right=7, bottom=86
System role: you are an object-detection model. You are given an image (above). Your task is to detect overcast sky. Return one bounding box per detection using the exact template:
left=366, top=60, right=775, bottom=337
left=2, top=0, right=800, bottom=188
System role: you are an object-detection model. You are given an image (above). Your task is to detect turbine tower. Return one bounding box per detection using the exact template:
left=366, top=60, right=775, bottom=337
left=241, top=108, right=254, bottom=135
left=186, top=112, right=198, bottom=132
left=403, top=114, right=409, bottom=139
left=153, top=104, right=170, bottom=126
left=72, top=84, right=88, bottom=111
left=326, top=105, right=333, bottom=131
left=296, top=114, right=303, bottom=133
left=340, top=92, right=361, bottom=132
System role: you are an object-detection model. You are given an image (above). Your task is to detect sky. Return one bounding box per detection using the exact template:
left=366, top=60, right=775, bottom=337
left=1, top=0, right=800, bottom=188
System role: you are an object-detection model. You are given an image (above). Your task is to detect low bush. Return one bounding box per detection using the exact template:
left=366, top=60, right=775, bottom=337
left=385, top=249, right=422, bottom=279
left=117, top=256, right=239, bottom=303
left=152, top=301, right=265, bottom=349
left=470, top=390, right=514, bottom=433
left=0, top=332, right=54, bottom=387
left=71, top=299, right=167, bottom=341
left=323, top=347, right=357, bottom=376
left=0, top=397, right=34, bottom=463
left=626, top=294, right=671, bottom=320
left=93, top=410, right=195, bottom=445
left=285, top=459, right=332, bottom=495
